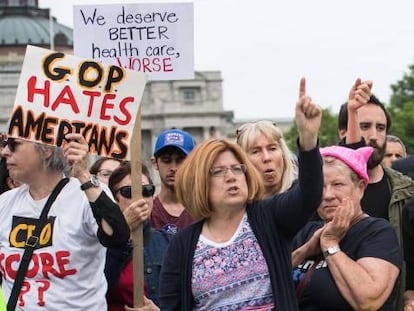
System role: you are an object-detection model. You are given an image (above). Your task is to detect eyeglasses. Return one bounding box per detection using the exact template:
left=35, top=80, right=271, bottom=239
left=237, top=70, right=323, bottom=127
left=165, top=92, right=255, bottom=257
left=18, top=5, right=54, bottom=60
left=209, top=164, right=247, bottom=177
left=97, top=169, right=113, bottom=178
left=115, top=184, right=156, bottom=198
left=1, top=138, right=22, bottom=153
left=236, top=120, right=278, bottom=143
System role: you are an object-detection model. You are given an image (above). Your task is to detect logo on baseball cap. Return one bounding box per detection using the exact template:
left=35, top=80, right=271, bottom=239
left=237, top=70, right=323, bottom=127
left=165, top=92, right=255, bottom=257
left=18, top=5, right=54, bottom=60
left=153, top=129, right=196, bottom=157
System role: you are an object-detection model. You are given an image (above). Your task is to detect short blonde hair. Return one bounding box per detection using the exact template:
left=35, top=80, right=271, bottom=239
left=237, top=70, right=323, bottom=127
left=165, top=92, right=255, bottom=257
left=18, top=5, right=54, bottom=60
left=236, top=120, right=297, bottom=193
left=176, top=139, right=264, bottom=219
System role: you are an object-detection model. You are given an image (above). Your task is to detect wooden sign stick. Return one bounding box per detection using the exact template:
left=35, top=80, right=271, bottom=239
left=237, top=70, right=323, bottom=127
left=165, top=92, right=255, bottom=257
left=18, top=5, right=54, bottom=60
left=130, top=106, right=144, bottom=307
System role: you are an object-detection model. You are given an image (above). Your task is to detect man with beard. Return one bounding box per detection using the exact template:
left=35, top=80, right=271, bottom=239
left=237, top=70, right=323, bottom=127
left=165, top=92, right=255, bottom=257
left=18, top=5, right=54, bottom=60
left=150, top=129, right=196, bottom=234
left=338, top=83, right=414, bottom=311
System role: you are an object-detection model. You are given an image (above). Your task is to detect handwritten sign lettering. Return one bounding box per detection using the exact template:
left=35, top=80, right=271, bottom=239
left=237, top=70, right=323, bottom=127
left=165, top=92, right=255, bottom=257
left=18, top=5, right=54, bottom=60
left=74, top=3, right=194, bottom=80
left=7, top=45, right=146, bottom=160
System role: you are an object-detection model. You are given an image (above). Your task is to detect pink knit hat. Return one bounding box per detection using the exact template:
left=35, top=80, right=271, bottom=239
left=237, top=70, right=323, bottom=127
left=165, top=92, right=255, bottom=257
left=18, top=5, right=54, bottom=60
left=320, top=146, right=374, bottom=185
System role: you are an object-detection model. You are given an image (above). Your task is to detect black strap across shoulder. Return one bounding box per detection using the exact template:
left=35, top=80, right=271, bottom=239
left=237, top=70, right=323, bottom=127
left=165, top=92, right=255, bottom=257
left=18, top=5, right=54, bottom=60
left=7, top=177, right=69, bottom=311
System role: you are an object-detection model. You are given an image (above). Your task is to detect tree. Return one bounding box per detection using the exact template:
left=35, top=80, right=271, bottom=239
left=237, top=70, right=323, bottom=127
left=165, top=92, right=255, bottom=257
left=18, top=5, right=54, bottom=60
left=389, top=64, right=414, bottom=154
left=284, top=108, right=339, bottom=151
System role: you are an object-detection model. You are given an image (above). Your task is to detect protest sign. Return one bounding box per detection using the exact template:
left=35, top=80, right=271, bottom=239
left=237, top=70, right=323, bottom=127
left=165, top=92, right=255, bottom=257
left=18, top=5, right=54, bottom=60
left=73, top=2, right=194, bottom=80
left=7, top=45, right=146, bottom=160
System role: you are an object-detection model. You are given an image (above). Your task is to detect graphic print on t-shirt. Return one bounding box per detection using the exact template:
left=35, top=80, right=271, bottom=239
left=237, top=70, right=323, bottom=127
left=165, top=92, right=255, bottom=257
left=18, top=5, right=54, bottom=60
left=1, top=215, right=77, bottom=308
left=9, top=216, right=56, bottom=249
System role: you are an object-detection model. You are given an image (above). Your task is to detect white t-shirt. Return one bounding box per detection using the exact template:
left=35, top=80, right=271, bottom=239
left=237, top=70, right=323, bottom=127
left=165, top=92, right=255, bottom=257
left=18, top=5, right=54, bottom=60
left=0, top=178, right=109, bottom=310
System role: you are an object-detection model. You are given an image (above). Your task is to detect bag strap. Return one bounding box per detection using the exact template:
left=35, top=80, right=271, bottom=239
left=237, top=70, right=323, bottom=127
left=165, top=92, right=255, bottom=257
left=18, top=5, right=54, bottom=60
left=296, top=255, right=322, bottom=299
left=7, top=178, right=69, bottom=311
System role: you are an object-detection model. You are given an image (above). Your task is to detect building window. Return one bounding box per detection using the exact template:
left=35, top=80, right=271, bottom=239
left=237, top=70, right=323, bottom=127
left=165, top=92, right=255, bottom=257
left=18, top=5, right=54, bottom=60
left=180, top=87, right=200, bottom=104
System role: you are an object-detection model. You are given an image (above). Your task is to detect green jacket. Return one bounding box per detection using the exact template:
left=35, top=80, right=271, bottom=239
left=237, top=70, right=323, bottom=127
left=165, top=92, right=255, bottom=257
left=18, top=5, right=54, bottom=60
left=385, top=167, right=414, bottom=311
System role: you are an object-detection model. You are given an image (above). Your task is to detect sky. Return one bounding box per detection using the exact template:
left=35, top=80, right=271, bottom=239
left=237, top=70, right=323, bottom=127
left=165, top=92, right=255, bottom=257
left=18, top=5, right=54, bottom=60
left=39, top=0, right=414, bottom=120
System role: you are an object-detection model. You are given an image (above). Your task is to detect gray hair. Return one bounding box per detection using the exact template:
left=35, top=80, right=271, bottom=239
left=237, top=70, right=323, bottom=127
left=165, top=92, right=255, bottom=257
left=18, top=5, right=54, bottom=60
left=236, top=120, right=297, bottom=193
left=34, top=143, right=66, bottom=172
left=386, top=135, right=407, bottom=157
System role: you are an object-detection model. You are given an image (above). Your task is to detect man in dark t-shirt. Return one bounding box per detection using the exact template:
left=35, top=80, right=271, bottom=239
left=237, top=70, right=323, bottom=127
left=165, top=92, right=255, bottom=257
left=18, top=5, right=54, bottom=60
left=150, top=129, right=196, bottom=234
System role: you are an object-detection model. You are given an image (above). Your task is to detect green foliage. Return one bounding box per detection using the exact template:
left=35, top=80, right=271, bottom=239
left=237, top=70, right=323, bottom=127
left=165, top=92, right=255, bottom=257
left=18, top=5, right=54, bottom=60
left=390, top=64, right=414, bottom=109
left=284, top=108, right=339, bottom=150
left=389, top=65, right=414, bottom=154
left=388, top=101, right=414, bottom=154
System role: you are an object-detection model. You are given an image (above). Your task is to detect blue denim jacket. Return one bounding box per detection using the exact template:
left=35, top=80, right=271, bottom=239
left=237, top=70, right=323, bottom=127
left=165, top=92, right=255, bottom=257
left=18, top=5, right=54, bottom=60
left=105, top=221, right=170, bottom=306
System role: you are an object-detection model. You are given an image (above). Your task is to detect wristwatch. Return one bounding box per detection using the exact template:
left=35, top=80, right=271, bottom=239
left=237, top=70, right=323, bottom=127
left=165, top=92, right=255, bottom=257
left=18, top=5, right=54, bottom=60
left=80, top=175, right=100, bottom=191
left=323, top=245, right=341, bottom=258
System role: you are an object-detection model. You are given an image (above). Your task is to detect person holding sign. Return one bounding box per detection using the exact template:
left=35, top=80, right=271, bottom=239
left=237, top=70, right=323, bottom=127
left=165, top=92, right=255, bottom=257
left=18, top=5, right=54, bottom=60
left=105, top=161, right=169, bottom=310
left=159, top=78, right=323, bottom=310
left=0, top=133, right=129, bottom=310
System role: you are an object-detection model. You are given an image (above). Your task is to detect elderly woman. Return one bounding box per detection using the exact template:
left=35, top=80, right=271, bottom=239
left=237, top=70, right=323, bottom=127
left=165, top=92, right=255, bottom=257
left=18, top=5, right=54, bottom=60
left=159, top=78, right=323, bottom=310
left=0, top=133, right=129, bottom=310
left=236, top=120, right=297, bottom=197
left=292, top=146, right=401, bottom=310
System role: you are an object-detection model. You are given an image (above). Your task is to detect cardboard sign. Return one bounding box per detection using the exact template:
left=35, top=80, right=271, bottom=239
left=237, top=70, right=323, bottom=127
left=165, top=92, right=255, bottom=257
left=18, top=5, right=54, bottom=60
left=73, top=2, right=194, bottom=80
left=7, top=45, right=146, bottom=160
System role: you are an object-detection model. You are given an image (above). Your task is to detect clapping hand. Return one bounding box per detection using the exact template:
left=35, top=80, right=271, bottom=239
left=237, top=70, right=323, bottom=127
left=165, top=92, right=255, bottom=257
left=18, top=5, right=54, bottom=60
left=320, top=198, right=355, bottom=249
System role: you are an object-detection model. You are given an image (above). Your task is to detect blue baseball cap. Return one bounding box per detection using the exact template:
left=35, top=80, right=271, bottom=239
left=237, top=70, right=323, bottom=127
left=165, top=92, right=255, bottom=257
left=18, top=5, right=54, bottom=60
left=153, top=129, right=196, bottom=157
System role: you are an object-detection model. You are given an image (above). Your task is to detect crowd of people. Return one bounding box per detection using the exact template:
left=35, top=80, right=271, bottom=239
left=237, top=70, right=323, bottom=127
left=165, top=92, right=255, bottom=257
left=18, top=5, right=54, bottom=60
left=1, top=77, right=414, bottom=310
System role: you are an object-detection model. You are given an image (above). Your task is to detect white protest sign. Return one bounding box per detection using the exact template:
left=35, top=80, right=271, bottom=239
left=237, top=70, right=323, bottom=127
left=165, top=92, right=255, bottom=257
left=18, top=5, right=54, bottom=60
left=73, top=2, right=194, bottom=81
left=7, top=45, right=147, bottom=160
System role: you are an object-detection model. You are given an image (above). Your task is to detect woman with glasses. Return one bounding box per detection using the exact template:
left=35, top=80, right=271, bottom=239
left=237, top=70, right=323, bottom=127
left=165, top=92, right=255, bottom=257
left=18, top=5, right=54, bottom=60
left=236, top=120, right=297, bottom=198
left=90, top=157, right=122, bottom=185
left=160, top=78, right=323, bottom=310
left=106, top=161, right=169, bottom=310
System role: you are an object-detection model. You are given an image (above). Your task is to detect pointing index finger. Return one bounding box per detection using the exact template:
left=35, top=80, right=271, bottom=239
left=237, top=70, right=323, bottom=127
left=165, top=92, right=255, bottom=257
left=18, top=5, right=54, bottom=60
left=299, top=77, right=306, bottom=98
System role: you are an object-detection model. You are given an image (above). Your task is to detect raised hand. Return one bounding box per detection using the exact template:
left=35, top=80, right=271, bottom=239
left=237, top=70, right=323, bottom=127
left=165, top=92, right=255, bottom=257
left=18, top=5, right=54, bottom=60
left=63, top=133, right=90, bottom=179
left=345, top=78, right=373, bottom=144
left=295, top=77, right=322, bottom=151
left=348, top=78, right=373, bottom=112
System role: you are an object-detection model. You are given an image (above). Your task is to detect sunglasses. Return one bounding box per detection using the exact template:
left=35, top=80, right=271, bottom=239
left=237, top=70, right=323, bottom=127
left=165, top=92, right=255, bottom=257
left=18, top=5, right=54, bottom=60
left=115, top=184, right=156, bottom=198
left=1, top=138, right=22, bottom=153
